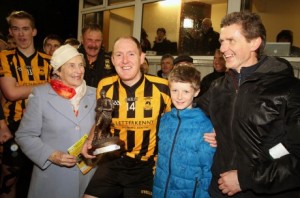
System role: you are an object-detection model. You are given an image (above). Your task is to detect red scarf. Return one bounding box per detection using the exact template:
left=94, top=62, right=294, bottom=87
left=50, top=79, right=76, bottom=99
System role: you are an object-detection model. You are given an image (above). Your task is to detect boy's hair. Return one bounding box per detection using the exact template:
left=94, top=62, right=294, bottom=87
left=168, top=64, right=201, bottom=90
left=7, top=11, right=36, bottom=29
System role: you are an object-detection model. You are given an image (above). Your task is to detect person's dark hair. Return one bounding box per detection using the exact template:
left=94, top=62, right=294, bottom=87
left=43, top=34, right=63, bottom=47
left=82, top=23, right=102, bottom=35
left=144, top=57, right=149, bottom=65
left=168, top=65, right=201, bottom=90
left=0, top=32, right=6, bottom=42
left=157, top=28, right=166, bottom=34
left=113, top=36, right=142, bottom=55
left=64, top=38, right=80, bottom=46
left=7, top=34, right=13, bottom=41
left=161, top=54, right=174, bottom=63
left=7, top=10, right=36, bottom=29
left=173, top=55, right=193, bottom=65
left=221, top=11, right=266, bottom=57
left=276, top=30, right=293, bottom=44
left=141, top=28, right=148, bottom=39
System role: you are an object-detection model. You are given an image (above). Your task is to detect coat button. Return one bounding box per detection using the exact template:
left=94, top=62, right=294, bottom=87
left=75, top=125, right=80, bottom=130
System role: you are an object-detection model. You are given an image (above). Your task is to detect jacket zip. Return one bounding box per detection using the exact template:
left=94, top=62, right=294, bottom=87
left=229, top=72, right=240, bottom=167
left=163, top=110, right=182, bottom=198
left=238, top=72, right=242, bottom=87
left=192, top=177, right=199, bottom=198
left=230, top=71, right=255, bottom=167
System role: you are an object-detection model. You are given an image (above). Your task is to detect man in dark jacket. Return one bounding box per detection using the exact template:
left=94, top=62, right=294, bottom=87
left=197, top=18, right=220, bottom=55
left=199, top=49, right=226, bottom=96
left=197, top=11, right=300, bottom=197
left=78, top=23, right=116, bottom=87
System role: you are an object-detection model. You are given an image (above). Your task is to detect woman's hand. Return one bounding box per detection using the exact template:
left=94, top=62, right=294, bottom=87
left=48, top=151, right=77, bottom=167
left=204, top=130, right=217, bottom=147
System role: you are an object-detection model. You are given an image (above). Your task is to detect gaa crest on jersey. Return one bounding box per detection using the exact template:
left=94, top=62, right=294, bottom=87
left=113, top=100, right=120, bottom=106
left=104, top=59, right=112, bottom=70
left=144, top=97, right=152, bottom=110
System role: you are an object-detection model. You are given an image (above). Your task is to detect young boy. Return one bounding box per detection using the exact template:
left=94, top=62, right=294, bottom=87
left=153, top=64, right=215, bottom=198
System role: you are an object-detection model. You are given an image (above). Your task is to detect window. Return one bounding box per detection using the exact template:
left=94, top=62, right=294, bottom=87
left=142, top=0, right=227, bottom=55
left=83, top=12, right=104, bottom=27
left=82, top=6, right=134, bottom=52
left=108, top=0, right=134, bottom=6
left=251, top=0, right=300, bottom=57
left=83, top=0, right=103, bottom=8
left=79, top=0, right=228, bottom=55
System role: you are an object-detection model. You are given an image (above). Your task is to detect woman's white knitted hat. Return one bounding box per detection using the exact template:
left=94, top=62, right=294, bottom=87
left=50, top=44, right=83, bottom=72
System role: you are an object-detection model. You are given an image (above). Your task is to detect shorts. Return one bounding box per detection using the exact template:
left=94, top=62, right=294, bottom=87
left=0, top=121, right=33, bottom=197
left=2, top=121, right=32, bottom=167
left=85, top=155, right=155, bottom=198
left=2, top=139, right=31, bottom=167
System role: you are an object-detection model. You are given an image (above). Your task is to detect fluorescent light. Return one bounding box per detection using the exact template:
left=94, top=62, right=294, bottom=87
left=159, top=0, right=181, bottom=6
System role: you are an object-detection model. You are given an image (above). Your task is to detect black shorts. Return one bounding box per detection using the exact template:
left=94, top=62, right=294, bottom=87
left=85, top=155, right=155, bottom=198
left=2, top=121, right=31, bottom=167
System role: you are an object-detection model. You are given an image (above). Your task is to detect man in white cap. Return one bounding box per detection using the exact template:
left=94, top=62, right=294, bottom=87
left=0, top=11, right=51, bottom=198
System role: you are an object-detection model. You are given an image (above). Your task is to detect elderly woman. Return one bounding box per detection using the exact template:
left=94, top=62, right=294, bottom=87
left=15, top=44, right=97, bottom=198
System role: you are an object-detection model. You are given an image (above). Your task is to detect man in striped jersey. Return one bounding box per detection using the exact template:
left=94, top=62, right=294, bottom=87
left=82, top=36, right=171, bottom=198
left=0, top=11, right=51, bottom=198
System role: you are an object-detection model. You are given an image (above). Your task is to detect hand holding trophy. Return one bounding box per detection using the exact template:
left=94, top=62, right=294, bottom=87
left=87, top=89, right=124, bottom=165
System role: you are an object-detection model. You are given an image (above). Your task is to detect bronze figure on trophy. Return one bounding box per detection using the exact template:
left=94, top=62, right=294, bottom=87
left=88, top=89, right=124, bottom=164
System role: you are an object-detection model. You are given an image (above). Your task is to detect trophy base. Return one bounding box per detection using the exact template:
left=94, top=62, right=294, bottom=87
left=91, top=136, right=124, bottom=156
left=93, top=144, right=120, bottom=155
left=86, top=136, right=125, bottom=166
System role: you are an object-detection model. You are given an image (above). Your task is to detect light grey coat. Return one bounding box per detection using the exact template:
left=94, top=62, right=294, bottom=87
left=15, top=83, right=97, bottom=198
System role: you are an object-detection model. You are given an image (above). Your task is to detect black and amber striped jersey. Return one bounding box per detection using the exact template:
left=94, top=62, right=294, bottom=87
left=0, top=48, right=51, bottom=123
left=96, top=74, right=171, bottom=161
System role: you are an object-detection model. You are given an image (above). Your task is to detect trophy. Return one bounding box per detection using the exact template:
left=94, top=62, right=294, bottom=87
left=88, top=89, right=124, bottom=164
